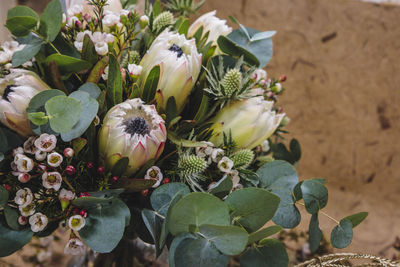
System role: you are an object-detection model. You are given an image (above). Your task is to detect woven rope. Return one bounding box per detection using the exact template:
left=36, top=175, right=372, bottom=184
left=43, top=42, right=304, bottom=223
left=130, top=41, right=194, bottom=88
left=294, top=253, right=400, bottom=267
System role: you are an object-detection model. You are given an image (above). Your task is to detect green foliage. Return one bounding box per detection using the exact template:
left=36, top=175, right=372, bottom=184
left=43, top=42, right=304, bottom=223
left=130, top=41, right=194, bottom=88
left=257, top=160, right=301, bottom=228
left=4, top=206, right=24, bottom=231
left=169, top=233, right=229, bottom=267
left=60, top=91, right=99, bottom=141
left=111, top=157, right=129, bottom=177
left=45, top=54, right=92, bottom=76
left=78, top=198, right=130, bottom=253
left=344, top=212, right=368, bottom=228
left=271, top=138, right=301, bottom=164
left=247, top=225, right=282, bottom=245
left=301, top=179, right=328, bottom=214
left=81, top=35, right=98, bottom=65
left=240, top=239, right=288, bottom=267
left=6, top=6, right=38, bottom=37
left=106, top=55, right=123, bottom=106
left=208, top=175, right=233, bottom=199
left=45, top=95, right=82, bottom=133
left=142, top=208, right=164, bottom=256
left=27, top=112, right=48, bottom=126
left=168, top=192, right=230, bottom=235
left=12, top=35, right=44, bottom=67
left=165, top=0, right=206, bottom=16
left=0, top=216, right=33, bottom=257
left=331, top=219, right=353, bottom=249
left=225, top=188, right=280, bottom=233
left=174, top=17, right=189, bottom=35
left=38, top=0, right=63, bottom=42
left=309, top=213, right=322, bottom=253
left=78, top=83, right=101, bottom=99
left=142, top=65, right=160, bottom=103
left=150, top=183, right=190, bottom=216
left=0, top=186, right=9, bottom=209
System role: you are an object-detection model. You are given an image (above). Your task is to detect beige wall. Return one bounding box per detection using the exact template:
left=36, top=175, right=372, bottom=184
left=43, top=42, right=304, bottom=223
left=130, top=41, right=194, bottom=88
left=0, top=0, right=16, bottom=42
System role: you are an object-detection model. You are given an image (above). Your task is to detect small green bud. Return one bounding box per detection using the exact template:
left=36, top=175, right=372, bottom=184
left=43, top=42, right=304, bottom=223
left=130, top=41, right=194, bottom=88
left=221, top=69, right=242, bottom=97
left=153, top=11, right=174, bottom=32
left=139, top=15, right=149, bottom=29
left=231, top=149, right=254, bottom=168
left=280, top=116, right=290, bottom=127
left=179, top=155, right=207, bottom=176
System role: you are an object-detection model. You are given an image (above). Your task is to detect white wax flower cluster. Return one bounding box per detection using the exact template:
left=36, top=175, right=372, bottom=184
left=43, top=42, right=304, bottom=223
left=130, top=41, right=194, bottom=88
left=74, top=31, right=115, bottom=56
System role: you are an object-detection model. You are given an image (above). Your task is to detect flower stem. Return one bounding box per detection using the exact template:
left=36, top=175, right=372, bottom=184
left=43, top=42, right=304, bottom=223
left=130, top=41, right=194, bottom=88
left=296, top=201, right=340, bottom=224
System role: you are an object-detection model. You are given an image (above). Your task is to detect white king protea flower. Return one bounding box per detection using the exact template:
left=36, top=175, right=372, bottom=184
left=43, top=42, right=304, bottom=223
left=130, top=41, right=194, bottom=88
left=98, top=99, right=167, bottom=176
left=138, top=30, right=202, bottom=113
left=209, top=96, right=285, bottom=149
left=0, top=70, right=50, bottom=136
left=188, top=10, right=232, bottom=46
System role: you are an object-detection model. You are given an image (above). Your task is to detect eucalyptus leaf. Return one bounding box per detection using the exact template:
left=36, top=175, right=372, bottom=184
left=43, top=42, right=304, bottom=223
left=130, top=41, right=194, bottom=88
left=6, top=6, right=38, bottom=37
left=331, top=219, right=353, bottom=249
left=199, top=224, right=248, bottom=255
left=225, top=188, right=280, bottom=233
left=12, top=36, right=44, bottom=67
left=343, top=212, right=368, bottom=228
left=240, top=239, right=289, bottom=267
left=169, top=233, right=229, bottom=267
left=168, top=192, right=230, bottom=235
left=38, top=0, right=63, bottom=42
left=142, top=209, right=164, bottom=257
left=45, top=95, right=82, bottom=133
left=0, top=186, right=9, bottom=208
left=217, top=35, right=259, bottom=67
left=309, top=213, right=322, bottom=253
left=28, top=112, right=48, bottom=126
left=0, top=216, right=33, bottom=257
left=301, top=179, right=328, bottom=214
left=4, top=206, right=25, bottom=231
left=257, top=160, right=300, bottom=228
left=150, top=182, right=190, bottom=216
left=61, top=91, right=99, bottom=141
left=247, top=225, right=282, bottom=245
left=208, top=175, right=233, bottom=199
left=78, top=83, right=101, bottom=99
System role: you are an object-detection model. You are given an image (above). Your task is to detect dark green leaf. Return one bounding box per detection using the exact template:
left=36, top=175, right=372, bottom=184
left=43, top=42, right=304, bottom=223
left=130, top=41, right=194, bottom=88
left=208, top=175, right=233, bottom=199
left=309, top=213, right=322, bottom=253
left=4, top=206, right=24, bottom=231
left=89, top=189, right=125, bottom=198
left=111, top=157, right=129, bottom=177
left=176, top=18, right=189, bottom=35
left=290, top=138, right=301, bottom=161
left=199, top=224, right=248, bottom=255
left=6, top=6, right=38, bottom=37
left=61, top=91, right=99, bottom=141
left=0, top=129, right=7, bottom=153
left=152, top=0, right=161, bottom=17
left=168, top=192, right=230, bottom=235
left=142, top=209, right=163, bottom=257
left=169, top=233, right=229, bottom=267
left=142, top=65, right=160, bottom=102
left=0, top=186, right=9, bottom=208
left=81, top=34, right=98, bottom=64
left=301, top=179, right=328, bottom=214
left=79, top=198, right=130, bottom=253
left=72, top=138, right=87, bottom=155
left=331, top=219, right=353, bottom=249
left=257, top=160, right=300, bottom=228
left=165, top=96, right=178, bottom=127
left=225, top=188, right=280, bottom=233
left=0, top=216, right=33, bottom=257
left=247, top=225, right=282, bottom=244
left=241, top=239, right=288, bottom=267
left=38, top=0, right=63, bottom=42
left=217, top=35, right=259, bottom=67
left=106, top=55, right=123, bottom=106
left=117, top=178, right=157, bottom=192
left=72, top=196, right=114, bottom=210
left=45, top=95, right=82, bottom=133
left=45, top=54, right=92, bottom=74
left=344, top=212, right=368, bottom=228
left=150, top=182, right=190, bottom=216
left=12, top=36, right=44, bottom=67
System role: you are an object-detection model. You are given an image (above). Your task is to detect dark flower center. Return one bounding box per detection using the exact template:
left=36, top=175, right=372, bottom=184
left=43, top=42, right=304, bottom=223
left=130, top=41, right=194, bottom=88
left=169, top=44, right=183, bottom=58
left=3, top=85, right=15, bottom=102
left=124, top=117, right=149, bottom=136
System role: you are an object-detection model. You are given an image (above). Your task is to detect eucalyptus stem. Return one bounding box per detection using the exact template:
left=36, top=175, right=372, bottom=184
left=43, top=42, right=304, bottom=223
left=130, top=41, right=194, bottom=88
left=296, top=202, right=340, bottom=224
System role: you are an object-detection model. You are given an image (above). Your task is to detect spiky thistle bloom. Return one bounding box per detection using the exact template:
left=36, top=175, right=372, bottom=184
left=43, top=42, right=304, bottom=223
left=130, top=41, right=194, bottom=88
left=98, top=99, right=167, bottom=176
left=137, top=30, right=202, bottom=113
left=209, top=96, right=285, bottom=149
left=0, top=70, right=50, bottom=136
left=231, top=149, right=255, bottom=168
left=221, top=69, right=242, bottom=97
left=178, top=154, right=207, bottom=191
left=153, top=11, right=174, bottom=33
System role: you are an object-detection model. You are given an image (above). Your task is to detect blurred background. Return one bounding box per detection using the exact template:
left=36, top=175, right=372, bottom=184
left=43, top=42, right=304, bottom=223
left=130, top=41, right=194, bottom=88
left=1, top=0, right=400, bottom=265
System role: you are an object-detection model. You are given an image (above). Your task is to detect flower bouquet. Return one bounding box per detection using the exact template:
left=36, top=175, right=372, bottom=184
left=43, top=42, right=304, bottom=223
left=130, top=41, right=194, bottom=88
left=0, top=0, right=369, bottom=266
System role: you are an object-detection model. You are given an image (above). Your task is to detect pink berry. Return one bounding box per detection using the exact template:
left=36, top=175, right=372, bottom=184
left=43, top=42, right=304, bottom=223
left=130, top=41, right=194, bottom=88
left=3, top=184, right=11, bottom=191
left=141, top=189, right=149, bottom=196
left=65, top=165, right=76, bottom=175
left=87, top=162, right=94, bottom=168
left=162, top=178, right=171, bottom=184
left=280, top=74, right=287, bottom=82
left=80, top=192, right=90, bottom=197
left=18, top=216, right=27, bottom=225
left=97, top=166, right=105, bottom=174
left=112, top=176, right=119, bottom=182
left=80, top=209, right=88, bottom=218
left=73, top=208, right=80, bottom=214
left=18, top=173, right=31, bottom=183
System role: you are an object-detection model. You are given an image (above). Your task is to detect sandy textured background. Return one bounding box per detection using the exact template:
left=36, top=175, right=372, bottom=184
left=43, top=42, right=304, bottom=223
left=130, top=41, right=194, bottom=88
left=1, top=0, right=400, bottom=264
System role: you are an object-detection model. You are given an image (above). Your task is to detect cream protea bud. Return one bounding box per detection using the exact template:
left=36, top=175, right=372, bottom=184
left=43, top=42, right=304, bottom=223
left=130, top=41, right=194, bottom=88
left=153, top=11, right=174, bottom=32
left=178, top=155, right=207, bottom=176
left=221, top=69, right=242, bottom=97
left=98, top=99, right=167, bottom=176
left=209, top=97, right=285, bottom=149
left=231, top=149, right=254, bottom=168
left=137, top=30, right=201, bottom=113
left=0, top=70, right=50, bottom=136
left=188, top=10, right=232, bottom=46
